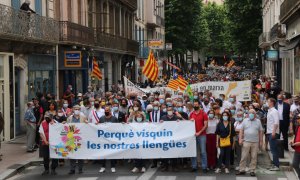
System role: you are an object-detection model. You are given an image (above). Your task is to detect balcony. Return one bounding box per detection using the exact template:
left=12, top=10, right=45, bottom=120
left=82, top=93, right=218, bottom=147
left=0, top=3, right=59, bottom=44
left=59, top=21, right=94, bottom=46
left=156, top=16, right=165, bottom=27
left=120, top=0, right=137, bottom=10
left=95, top=30, right=138, bottom=55
left=259, top=32, right=271, bottom=48
left=280, top=0, right=300, bottom=23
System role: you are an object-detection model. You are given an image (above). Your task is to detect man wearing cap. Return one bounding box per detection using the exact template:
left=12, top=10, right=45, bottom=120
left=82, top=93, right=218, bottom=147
left=39, top=112, right=58, bottom=175
left=67, top=105, right=87, bottom=174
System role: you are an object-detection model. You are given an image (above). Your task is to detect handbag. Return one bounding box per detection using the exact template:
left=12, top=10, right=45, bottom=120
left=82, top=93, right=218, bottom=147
left=220, top=123, right=231, bottom=147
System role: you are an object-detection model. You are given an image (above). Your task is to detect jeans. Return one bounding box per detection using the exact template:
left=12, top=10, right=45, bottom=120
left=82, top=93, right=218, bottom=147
left=26, top=122, right=36, bottom=151
left=268, top=134, right=280, bottom=167
left=292, top=151, right=300, bottom=178
left=134, top=159, right=145, bottom=168
left=191, top=135, right=208, bottom=169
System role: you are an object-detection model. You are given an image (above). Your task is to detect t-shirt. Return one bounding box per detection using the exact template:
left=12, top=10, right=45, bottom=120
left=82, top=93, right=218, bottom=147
left=242, top=118, right=263, bottom=143
left=99, top=116, right=118, bottom=123
left=160, top=115, right=180, bottom=122
left=190, top=110, right=208, bottom=135
left=206, top=119, right=218, bottom=134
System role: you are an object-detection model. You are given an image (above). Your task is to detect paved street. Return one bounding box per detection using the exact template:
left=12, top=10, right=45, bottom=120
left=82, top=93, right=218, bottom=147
left=7, top=150, right=297, bottom=180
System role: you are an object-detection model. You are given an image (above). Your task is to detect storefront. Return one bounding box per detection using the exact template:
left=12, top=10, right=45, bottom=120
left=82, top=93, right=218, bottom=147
left=58, top=47, right=89, bottom=98
left=0, top=53, right=15, bottom=141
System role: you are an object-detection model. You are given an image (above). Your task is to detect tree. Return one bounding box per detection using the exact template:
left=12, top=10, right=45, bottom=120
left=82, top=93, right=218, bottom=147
left=225, top=0, right=262, bottom=55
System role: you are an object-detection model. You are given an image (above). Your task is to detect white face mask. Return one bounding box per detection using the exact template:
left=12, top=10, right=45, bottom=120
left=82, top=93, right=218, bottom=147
left=57, top=113, right=64, bottom=117
left=167, top=111, right=173, bottom=116
left=74, top=110, right=80, bottom=115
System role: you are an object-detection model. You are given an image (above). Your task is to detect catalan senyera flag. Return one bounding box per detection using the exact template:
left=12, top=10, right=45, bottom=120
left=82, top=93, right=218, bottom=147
left=91, top=57, right=103, bottom=80
left=142, top=50, right=159, bottom=82
left=177, top=75, right=188, bottom=91
left=167, top=79, right=179, bottom=91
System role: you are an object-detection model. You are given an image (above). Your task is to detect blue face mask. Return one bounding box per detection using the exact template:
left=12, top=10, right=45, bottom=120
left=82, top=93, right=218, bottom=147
left=230, top=109, right=236, bottom=115
left=236, top=117, right=243, bottom=122
left=194, top=96, right=198, bottom=99
left=177, top=107, right=183, bottom=112
left=229, top=98, right=234, bottom=102
left=209, top=114, right=214, bottom=119
left=154, top=107, right=159, bottom=111
left=167, top=102, right=172, bottom=107
left=159, top=99, right=165, bottom=104
left=112, top=106, right=119, bottom=112
left=223, top=116, right=229, bottom=121
left=249, top=113, right=255, bottom=120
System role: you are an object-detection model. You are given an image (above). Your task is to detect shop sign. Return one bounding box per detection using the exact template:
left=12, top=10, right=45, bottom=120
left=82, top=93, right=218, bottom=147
left=64, top=51, right=82, bottom=67
left=148, top=40, right=164, bottom=49
left=266, top=50, right=278, bottom=61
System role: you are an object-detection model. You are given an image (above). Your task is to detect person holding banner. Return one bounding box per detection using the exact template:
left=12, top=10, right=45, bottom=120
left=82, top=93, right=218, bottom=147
left=128, top=104, right=145, bottom=122
left=67, top=105, right=87, bottom=175
left=99, top=106, right=118, bottom=173
left=88, top=100, right=105, bottom=123
left=119, top=98, right=128, bottom=115
left=215, top=112, right=236, bottom=174
left=160, top=106, right=182, bottom=172
left=190, top=101, right=208, bottom=173
left=131, top=112, right=147, bottom=173
left=112, top=101, right=126, bottom=123
left=206, top=110, right=219, bottom=170
left=39, top=112, right=58, bottom=175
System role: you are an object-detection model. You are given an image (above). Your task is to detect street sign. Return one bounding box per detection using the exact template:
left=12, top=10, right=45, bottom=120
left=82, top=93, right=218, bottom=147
left=148, top=40, right=164, bottom=49
left=266, top=50, right=278, bottom=61
left=64, top=51, right=82, bottom=67
left=166, top=43, right=172, bottom=50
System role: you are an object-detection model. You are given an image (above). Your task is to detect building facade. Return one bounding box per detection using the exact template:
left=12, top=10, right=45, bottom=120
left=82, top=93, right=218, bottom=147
left=56, top=0, right=139, bottom=97
left=135, top=0, right=165, bottom=84
left=0, top=0, right=58, bottom=140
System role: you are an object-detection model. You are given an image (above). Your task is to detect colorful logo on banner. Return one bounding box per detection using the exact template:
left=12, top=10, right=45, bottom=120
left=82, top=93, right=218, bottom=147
left=54, top=125, right=82, bottom=157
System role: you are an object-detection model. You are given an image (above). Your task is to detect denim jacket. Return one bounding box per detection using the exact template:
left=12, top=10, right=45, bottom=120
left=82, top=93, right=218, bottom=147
left=24, top=108, right=36, bottom=123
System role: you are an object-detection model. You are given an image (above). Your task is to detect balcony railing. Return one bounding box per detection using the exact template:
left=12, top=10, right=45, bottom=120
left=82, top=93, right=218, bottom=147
left=0, top=3, right=59, bottom=44
left=259, top=32, right=270, bottom=48
left=95, top=29, right=138, bottom=55
left=280, top=0, right=300, bottom=22
left=120, top=0, right=137, bottom=10
left=156, top=16, right=165, bottom=27
left=59, top=21, right=94, bottom=46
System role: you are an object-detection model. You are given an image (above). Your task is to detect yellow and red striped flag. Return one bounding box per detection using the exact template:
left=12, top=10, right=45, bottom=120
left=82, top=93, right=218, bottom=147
left=177, top=75, right=188, bottom=91
left=167, top=79, right=179, bottom=91
left=142, top=50, right=158, bottom=82
left=91, top=57, right=103, bottom=80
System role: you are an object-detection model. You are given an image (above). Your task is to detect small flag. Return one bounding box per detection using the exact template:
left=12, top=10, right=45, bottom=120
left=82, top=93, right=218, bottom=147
left=142, top=50, right=159, bottom=82
left=177, top=75, right=188, bottom=91
left=91, top=57, right=103, bottom=80
left=167, top=79, right=179, bottom=91
left=186, top=84, right=193, bottom=101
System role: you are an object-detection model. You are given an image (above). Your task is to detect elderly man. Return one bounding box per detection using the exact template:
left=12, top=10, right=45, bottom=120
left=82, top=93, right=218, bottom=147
left=67, top=105, right=87, bottom=175
left=224, top=95, right=243, bottom=111
left=158, top=95, right=166, bottom=105
left=236, top=109, right=263, bottom=176
left=150, top=101, right=162, bottom=123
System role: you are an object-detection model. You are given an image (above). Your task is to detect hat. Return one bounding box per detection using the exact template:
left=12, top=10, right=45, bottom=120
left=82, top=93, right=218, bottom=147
left=77, top=93, right=82, bottom=97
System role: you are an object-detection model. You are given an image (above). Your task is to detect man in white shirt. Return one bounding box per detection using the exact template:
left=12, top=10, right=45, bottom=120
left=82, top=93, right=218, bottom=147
left=88, top=101, right=105, bottom=123
left=202, top=98, right=211, bottom=113
left=267, top=98, right=280, bottom=171
left=224, top=95, right=243, bottom=111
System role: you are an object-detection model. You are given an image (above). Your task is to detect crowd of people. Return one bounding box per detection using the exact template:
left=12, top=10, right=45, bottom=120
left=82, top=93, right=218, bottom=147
left=22, top=70, right=300, bottom=178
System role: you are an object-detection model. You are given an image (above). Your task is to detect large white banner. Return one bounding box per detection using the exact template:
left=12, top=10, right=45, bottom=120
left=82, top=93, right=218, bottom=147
left=190, top=80, right=252, bottom=102
left=49, top=121, right=196, bottom=159
left=124, top=76, right=146, bottom=97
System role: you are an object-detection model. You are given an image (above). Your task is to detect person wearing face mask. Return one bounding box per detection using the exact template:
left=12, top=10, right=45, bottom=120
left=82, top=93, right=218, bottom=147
left=111, top=101, right=126, bottom=123
left=166, top=98, right=173, bottom=107
left=67, top=105, right=87, bottom=175
left=190, top=101, right=208, bottom=173
left=193, top=92, right=199, bottom=102
left=39, top=113, right=58, bottom=175
left=81, top=99, right=93, bottom=118
left=206, top=110, right=219, bottom=170
left=224, top=95, right=243, bottom=112
left=158, top=95, right=165, bottom=105
left=61, top=100, right=72, bottom=118
left=175, top=102, right=188, bottom=120
left=145, top=104, right=153, bottom=122
left=63, top=85, right=75, bottom=106
left=160, top=107, right=181, bottom=172
left=236, top=109, right=263, bottom=177
left=149, top=101, right=162, bottom=123
left=275, top=94, right=290, bottom=151
left=88, top=100, right=105, bottom=123
left=202, top=98, right=211, bottom=114
left=119, top=99, right=128, bottom=115
left=128, top=104, right=145, bottom=122
left=215, top=112, right=236, bottom=174
left=84, top=86, right=95, bottom=98
left=160, top=104, right=168, bottom=117
left=98, top=106, right=118, bottom=173
left=233, top=111, right=244, bottom=171
left=131, top=112, right=147, bottom=173
left=24, top=102, right=37, bottom=152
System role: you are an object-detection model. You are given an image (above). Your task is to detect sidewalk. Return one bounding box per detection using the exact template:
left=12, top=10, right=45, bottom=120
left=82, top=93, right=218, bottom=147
left=0, top=136, right=42, bottom=179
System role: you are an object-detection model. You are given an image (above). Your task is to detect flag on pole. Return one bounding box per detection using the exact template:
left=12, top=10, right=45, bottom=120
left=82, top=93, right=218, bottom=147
left=142, top=50, right=159, bottom=82
left=167, top=79, right=179, bottom=91
left=91, top=57, right=103, bottom=80
left=177, top=75, right=188, bottom=91
left=186, top=84, right=193, bottom=101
